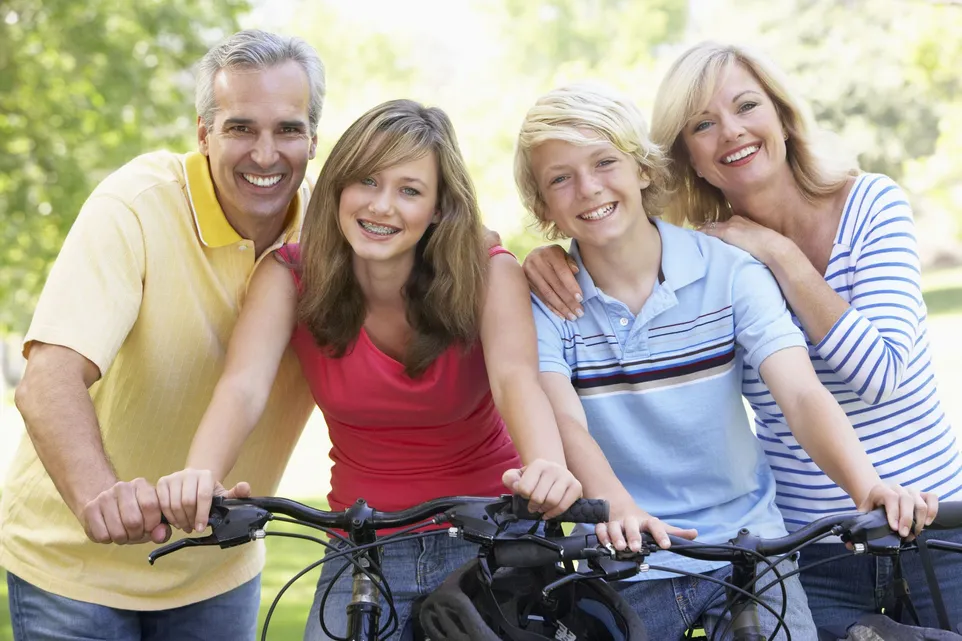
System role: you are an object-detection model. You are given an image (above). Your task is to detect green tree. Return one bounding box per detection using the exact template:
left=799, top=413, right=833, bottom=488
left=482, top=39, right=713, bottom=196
left=0, top=0, right=248, bottom=334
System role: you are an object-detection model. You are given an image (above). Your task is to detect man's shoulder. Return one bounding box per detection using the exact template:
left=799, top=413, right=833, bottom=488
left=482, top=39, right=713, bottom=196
left=92, top=150, right=189, bottom=207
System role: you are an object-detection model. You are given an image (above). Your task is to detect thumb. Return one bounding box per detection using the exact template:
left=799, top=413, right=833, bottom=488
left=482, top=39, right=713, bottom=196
left=501, top=469, right=522, bottom=493
left=224, top=481, right=252, bottom=499
left=151, top=523, right=172, bottom=544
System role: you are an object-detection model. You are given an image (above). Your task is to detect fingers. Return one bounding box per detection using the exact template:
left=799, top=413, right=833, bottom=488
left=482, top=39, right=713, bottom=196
left=82, top=480, right=161, bottom=544
left=191, top=473, right=215, bottom=532
left=133, top=478, right=163, bottom=537
left=606, top=519, right=628, bottom=551
left=157, top=471, right=193, bottom=532
left=225, top=481, right=251, bottom=499
left=523, top=247, right=582, bottom=320
left=922, top=492, right=939, bottom=527
left=897, top=488, right=916, bottom=538
left=511, top=460, right=582, bottom=519
left=501, top=468, right=523, bottom=493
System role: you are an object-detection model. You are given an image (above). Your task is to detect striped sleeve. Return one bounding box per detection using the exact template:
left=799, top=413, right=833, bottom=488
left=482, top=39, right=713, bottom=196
left=813, top=176, right=923, bottom=405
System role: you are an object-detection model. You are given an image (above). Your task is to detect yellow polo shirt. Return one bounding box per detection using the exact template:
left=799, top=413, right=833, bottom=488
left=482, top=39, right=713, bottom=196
left=0, top=151, right=316, bottom=610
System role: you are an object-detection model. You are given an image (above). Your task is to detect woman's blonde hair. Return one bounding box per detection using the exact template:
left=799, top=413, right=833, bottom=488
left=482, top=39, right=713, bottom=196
left=651, top=41, right=858, bottom=227
left=514, top=83, right=671, bottom=240
left=297, top=99, right=485, bottom=377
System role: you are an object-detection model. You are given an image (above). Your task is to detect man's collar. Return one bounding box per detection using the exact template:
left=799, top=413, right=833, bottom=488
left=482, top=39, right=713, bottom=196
left=183, top=152, right=304, bottom=248
left=568, top=217, right=707, bottom=298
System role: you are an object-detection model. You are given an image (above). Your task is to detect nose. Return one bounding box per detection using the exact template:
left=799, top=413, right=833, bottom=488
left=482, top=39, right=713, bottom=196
left=577, top=170, right=603, bottom=200
left=250, top=132, right=279, bottom=169
left=368, top=187, right=393, bottom=216
left=717, top=112, right=745, bottom=142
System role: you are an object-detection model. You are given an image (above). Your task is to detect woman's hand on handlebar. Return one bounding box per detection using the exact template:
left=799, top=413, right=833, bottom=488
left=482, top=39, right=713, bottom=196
left=858, top=483, right=938, bottom=539
left=156, top=469, right=252, bottom=533
left=598, top=501, right=697, bottom=553
left=502, top=460, right=583, bottom=519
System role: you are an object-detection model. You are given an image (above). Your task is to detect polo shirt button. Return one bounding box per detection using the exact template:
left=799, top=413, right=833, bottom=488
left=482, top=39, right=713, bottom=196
left=619, top=318, right=629, bottom=326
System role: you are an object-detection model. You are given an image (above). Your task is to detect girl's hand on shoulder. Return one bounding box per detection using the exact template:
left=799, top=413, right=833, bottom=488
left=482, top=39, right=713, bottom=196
left=522, top=245, right=583, bottom=321
left=501, top=459, right=582, bottom=519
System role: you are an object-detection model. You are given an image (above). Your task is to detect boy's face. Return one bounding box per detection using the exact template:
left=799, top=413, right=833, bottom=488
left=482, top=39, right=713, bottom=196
left=530, top=133, right=650, bottom=247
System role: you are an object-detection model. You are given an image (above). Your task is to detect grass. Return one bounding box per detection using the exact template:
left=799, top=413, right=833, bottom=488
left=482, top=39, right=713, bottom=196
left=1, top=267, right=961, bottom=639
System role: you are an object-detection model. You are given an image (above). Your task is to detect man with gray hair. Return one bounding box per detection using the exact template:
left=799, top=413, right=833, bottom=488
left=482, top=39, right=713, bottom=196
left=0, top=30, right=324, bottom=639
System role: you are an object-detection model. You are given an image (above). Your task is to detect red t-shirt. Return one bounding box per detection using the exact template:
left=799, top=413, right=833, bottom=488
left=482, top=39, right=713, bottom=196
left=281, top=245, right=521, bottom=513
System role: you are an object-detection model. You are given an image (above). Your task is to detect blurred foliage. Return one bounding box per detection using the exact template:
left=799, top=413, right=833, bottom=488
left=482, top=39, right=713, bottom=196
left=0, top=0, right=248, bottom=333
left=2, top=0, right=961, bottom=335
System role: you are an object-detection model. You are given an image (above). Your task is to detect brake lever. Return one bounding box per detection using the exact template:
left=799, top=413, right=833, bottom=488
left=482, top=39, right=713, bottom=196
left=840, top=509, right=903, bottom=555
left=148, top=500, right=273, bottom=565
left=442, top=495, right=515, bottom=543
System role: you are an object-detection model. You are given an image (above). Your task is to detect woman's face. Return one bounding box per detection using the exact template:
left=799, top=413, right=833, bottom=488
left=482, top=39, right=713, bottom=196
left=681, top=63, right=789, bottom=197
left=338, top=151, right=440, bottom=266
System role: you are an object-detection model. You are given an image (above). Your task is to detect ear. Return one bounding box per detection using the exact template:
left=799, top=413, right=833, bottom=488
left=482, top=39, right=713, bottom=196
left=197, top=116, right=210, bottom=156
left=309, top=134, right=318, bottom=160
left=638, top=166, right=652, bottom=190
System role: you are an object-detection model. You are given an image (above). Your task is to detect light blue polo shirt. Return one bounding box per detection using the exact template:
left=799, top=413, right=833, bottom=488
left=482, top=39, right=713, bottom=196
left=533, top=217, right=806, bottom=578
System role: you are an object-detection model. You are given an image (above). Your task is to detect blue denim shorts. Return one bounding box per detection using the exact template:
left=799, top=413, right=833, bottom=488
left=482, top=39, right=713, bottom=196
left=7, top=571, right=260, bottom=641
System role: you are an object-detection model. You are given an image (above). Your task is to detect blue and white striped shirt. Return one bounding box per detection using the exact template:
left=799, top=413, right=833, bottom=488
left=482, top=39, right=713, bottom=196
left=744, top=173, right=962, bottom=530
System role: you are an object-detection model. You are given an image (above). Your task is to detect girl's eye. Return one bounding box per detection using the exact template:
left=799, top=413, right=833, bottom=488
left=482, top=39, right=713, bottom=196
left=738, top=101, right=758, bottom=113
left=598, top=159, right=616, bottom=167
left=549, top=175, right=567, bottom=186
left=693, top=121, right=711, bottom=133
left=361, top=177, right=376, bottom=186
left=401, top=187, right=420, bottom=197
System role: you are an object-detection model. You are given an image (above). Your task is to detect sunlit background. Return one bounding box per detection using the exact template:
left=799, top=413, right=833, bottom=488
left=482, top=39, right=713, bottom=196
left=2, top=0, right=961, bottom=636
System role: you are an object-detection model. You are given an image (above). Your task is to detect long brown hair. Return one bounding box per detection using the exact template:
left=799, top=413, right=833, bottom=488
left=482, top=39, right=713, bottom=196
left=297, top=99, right=485, bottom=377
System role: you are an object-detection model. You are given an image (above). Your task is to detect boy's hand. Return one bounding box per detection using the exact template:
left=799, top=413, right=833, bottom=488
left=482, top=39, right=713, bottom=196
left=597, top=501, right=697, bottom=552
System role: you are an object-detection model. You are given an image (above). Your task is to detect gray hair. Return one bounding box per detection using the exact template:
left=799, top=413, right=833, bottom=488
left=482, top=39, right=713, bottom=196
left=195, top=30, right=326, bottom=136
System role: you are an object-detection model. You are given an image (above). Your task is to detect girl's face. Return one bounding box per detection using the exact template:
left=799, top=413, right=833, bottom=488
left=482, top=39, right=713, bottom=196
left=338, top=151, right=440, bottom=266
left=681, top=63, right=789, bottom=197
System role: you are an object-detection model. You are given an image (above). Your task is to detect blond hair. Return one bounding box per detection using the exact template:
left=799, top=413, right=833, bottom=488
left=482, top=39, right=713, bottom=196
left=514, top=83, right=670, bottom=240
left=651, top=41, right=858, bottom=226
left=297, top=99, right=485, bottom=377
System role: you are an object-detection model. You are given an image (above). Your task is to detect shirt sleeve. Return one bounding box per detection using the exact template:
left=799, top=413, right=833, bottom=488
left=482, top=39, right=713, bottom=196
left=24, top=194, right=146, bottom=376
left=531, top=294, right=572, bottom=377
left=731, top=256, right=807, bottom=370
left=814, top=176, right=922, bottom=405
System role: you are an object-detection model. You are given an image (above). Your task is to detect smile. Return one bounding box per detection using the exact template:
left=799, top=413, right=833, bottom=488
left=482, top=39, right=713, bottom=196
left=721, top=145, right=759, bottom=165
left=358, top=219, right=401, bottom=236
left=577, top=202, right=616, bottom=221
left=242, top=173, right=283, bottom=188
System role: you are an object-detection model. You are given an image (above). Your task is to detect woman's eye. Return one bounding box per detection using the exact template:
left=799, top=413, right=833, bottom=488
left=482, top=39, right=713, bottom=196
left=598, top=159, right=616, bottom=167
left=549, top=175, right=567, bottom=186
left=693, top=121, right=711, bottom=133
left=738, top=101, right=758, bottom=113
left=401, top=187, right=420, bottom=196
left=361, top=177, right=376, bottom=186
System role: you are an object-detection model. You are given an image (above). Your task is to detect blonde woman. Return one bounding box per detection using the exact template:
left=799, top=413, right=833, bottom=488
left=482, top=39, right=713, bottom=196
left=524, top=42, right=956, bottom=633
left=157, top=99, right=581, bottom=640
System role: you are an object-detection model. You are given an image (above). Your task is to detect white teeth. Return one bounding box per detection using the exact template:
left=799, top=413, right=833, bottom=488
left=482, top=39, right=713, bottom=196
left=723, top=146, right=759, bottom=164
left=578, top=203, right=615, bottom=221
left=359, top=220, right=400, bottom=236
left=243, top=174, right=282, bottom=187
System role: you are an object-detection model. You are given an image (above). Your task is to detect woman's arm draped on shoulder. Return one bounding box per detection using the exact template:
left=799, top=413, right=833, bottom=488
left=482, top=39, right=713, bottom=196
left=480, top=253, right=582, bottom=516
left=157, top=255, right=300, bottom=531
left=767, top=179, right=922, bottom=404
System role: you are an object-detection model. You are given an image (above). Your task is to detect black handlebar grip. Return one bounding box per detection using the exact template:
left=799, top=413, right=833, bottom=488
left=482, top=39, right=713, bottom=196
left=492, top=534, right=598, bottom=568
left=930, top=501, right=962, bottom=530
left=510, top=496, right=609, bottom=523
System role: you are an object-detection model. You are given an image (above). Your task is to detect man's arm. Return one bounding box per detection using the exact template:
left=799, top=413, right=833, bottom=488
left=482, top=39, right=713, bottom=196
left=15, top=343, right=168, bottom=544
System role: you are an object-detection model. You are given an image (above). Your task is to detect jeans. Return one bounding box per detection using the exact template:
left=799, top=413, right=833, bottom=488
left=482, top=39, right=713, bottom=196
left=614, top=558, right=818, bottom=640
left=6, top=572, right=260, bottom=641
left=303, top=532, right=479, bottom=641
left=799, top=527, right=962, bottom=634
